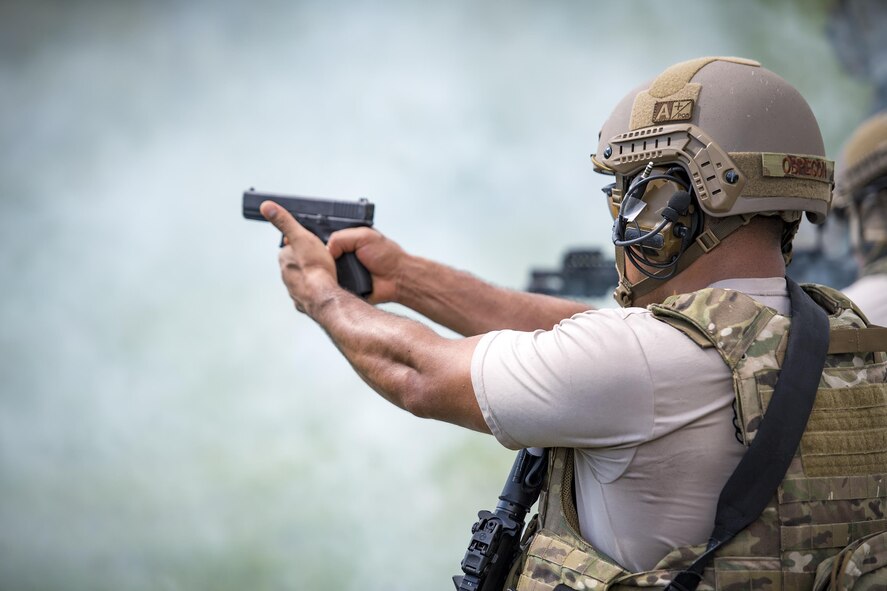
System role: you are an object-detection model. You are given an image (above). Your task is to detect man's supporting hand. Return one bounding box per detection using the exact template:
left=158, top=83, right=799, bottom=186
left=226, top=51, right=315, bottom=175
left=327, top=227, right=405, bottom=305
left=331, top=221, right=593, bottom=335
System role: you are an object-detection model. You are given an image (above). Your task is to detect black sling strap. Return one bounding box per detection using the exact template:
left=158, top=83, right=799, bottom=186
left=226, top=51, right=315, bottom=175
left=665, top=277, right=830, bottom=591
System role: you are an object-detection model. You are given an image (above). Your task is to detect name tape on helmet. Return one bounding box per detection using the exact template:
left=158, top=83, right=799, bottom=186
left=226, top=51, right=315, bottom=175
left=761, top=153, right=834, bottom=183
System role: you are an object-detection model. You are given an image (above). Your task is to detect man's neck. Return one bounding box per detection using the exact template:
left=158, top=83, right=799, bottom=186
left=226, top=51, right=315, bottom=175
left=632, top=225, right=786, bottom=307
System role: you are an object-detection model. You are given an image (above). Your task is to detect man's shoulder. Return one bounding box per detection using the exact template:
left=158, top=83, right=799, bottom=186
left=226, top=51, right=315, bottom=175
left=567, top=304, right=663, bottom=328
left=556, top=281, right=790, bottom=362
left=650, top=285, right=775, bottom=326
left=567, top=288, right=770, bottom=344
left=550, top=306, right=707, bottom=353
left=647, top=285, right=785, bottom=362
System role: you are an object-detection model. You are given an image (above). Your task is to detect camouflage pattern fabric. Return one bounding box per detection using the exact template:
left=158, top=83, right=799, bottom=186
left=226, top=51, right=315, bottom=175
left=509, top=284, right=887, bottom=591
left=812, top=530, right=887, bottom=591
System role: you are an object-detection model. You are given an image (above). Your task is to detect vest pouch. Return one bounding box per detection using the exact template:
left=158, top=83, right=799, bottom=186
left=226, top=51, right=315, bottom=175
left=500, top=514, right=543, bottom=591
left=514, top=529, right=628, bottom=591
left=812, top=529, right=887, bottom=591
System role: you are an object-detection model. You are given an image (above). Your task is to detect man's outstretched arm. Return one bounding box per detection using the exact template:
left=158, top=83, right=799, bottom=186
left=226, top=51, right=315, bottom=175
left=261, top=201, right=490, bottom=433
left=328, top=227, right=593, bottom=336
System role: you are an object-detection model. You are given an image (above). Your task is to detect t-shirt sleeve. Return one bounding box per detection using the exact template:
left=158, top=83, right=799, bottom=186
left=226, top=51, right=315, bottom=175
left=471, top=308, right=659, bottom=450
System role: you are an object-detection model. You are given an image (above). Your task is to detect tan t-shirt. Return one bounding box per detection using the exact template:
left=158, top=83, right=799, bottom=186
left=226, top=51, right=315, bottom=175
left=842, top=273, right=887, bottom=326
left=471, top=277, right=790, bottom=571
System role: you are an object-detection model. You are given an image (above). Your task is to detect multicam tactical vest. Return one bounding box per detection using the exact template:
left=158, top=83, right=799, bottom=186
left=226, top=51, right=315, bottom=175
left=510, top=284, right=887, bottom=591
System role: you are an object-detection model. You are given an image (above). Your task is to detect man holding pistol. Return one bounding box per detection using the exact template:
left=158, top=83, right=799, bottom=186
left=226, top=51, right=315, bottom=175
left=260, top=57, right=887, bottom=589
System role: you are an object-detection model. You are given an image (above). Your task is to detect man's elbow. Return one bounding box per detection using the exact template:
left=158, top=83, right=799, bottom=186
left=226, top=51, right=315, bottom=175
left=399, top=373, right=438, bottom=419
left=397, top=371, right=489, bottom=434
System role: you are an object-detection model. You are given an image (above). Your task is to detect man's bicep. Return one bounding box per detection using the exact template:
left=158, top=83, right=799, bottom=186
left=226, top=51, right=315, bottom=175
left=411, top=334, right=491, bottom=434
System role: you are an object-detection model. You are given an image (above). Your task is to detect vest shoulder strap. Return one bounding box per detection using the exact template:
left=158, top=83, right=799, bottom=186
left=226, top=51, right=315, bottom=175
left=650, top=287, right=777, bottom=368
left=802, top=282, right=865, bottom=317
left=653, top=283, right=887, bottom=359
left=803, top=282, right=887, bottom=353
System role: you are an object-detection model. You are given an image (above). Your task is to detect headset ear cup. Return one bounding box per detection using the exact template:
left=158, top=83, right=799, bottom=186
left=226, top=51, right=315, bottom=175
left=616, top=167, right=700, bottom=264
left=660, top=189, right=695, bottom=255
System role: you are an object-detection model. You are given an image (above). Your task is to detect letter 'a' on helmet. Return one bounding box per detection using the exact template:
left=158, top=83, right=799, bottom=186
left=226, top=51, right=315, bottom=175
left=592, top=57, right=835, bottom=307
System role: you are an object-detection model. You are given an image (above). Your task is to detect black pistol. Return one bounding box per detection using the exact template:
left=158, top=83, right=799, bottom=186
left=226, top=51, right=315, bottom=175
left=243, top=189, right=375, bottom=298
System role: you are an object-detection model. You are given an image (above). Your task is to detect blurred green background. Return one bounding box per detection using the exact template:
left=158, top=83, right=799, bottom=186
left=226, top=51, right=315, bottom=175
left=0, top=1, right=877, bottom=590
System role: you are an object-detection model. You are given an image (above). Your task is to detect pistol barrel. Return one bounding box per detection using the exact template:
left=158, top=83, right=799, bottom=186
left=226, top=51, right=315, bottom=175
left=242, top=190, right=374, bottom=224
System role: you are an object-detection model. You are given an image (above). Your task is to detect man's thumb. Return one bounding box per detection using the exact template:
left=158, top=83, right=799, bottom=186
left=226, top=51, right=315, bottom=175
left=260, top=201, right=292, bottom=234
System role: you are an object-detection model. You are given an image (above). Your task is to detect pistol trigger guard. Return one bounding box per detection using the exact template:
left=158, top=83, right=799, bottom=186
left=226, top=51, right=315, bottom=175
left=278, top=233, right=286, bottom=248
left=315, top=226, right=333, bottom=244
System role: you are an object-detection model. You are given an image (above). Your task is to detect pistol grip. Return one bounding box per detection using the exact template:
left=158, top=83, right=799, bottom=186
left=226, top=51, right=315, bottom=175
left=336, top=252, right=373, bottom=299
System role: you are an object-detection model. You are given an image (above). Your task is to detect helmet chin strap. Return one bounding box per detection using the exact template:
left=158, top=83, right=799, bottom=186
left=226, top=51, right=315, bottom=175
left=613, top=213, right=755, bottom=307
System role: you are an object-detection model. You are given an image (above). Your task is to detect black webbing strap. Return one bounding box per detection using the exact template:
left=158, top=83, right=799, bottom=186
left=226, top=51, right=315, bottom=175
left=665, top=277, right=830, bottom=591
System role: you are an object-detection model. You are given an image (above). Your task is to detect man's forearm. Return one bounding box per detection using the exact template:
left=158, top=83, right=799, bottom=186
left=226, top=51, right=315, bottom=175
left=306, top=287, right=488, bottom=432
left=394, top=254, right=593, bottom=336
left=261, top=201, right=489, bottom=432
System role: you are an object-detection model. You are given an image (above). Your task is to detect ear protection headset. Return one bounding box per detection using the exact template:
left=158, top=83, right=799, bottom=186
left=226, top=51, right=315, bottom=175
left=607, top=161, right=701, bottom=281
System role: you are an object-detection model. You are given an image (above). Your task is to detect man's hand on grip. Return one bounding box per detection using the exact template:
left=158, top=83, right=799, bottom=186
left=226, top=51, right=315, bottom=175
left=328, top=227, right=404, bottom=304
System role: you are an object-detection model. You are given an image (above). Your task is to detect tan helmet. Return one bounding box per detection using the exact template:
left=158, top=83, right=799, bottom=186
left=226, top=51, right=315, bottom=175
left=592, top=56, right=834, bottom=307
left=832, top=111, right=887, bottom=270
left=834, top=111, right=887, bottom=207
